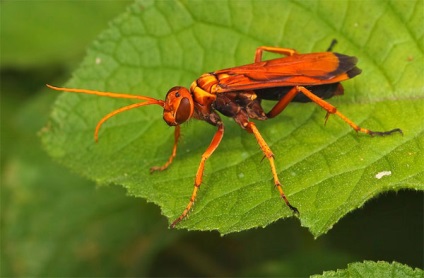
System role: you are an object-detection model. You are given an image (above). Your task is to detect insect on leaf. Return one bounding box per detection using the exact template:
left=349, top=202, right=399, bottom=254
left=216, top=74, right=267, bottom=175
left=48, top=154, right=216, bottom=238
left=42, top=0, right=424, bottom=236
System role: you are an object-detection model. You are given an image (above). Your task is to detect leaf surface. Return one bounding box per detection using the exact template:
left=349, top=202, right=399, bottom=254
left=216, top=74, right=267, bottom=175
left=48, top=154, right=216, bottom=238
left=313, top=261, right=423, bottom=278
left=42, top=0, right=424, bottom=236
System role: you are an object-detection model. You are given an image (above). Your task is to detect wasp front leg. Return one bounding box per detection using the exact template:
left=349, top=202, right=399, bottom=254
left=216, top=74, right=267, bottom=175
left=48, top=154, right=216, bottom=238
left=170, top=122, right=225, bottom=228
left=150, top=125, right=181, bottom=172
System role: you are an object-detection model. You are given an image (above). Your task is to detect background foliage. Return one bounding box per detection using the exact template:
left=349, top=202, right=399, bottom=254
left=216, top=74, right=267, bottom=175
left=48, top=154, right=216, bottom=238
left=1, top=0, right=423, bottom=276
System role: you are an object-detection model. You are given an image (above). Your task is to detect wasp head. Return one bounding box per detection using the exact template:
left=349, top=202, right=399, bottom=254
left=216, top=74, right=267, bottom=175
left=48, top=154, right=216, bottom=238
left=163, top=86, right=194, bottom=126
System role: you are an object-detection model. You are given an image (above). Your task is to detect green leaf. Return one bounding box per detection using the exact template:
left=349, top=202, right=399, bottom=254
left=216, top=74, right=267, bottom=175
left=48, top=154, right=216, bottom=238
left=312, top=261, right=423, bottom=278
left=41, top=0, right=424, bottom=235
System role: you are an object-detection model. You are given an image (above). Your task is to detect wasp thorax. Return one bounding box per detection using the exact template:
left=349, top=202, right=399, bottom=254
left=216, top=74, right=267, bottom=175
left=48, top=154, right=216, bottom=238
left=163, top=86, right=194, bottom=126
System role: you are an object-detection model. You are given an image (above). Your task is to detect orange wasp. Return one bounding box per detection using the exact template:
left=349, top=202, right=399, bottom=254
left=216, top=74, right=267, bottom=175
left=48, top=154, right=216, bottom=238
left=48, top=41, right=401, bottom=228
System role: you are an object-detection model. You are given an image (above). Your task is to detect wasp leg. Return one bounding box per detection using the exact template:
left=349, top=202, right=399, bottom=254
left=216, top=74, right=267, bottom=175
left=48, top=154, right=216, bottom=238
left=296, top=86, right=403, bottom=136
left=150, top=125, right=181, bottom=172
left=265, top=87, right=299, bottom=119
left=246, top=122, right=299, bottom=214
left=170, top=122, right=225, bottom=228
left=254, top=46, right=299, bottom=63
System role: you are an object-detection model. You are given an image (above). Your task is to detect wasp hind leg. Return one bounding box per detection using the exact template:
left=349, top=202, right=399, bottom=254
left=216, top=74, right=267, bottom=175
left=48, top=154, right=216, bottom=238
left=296, top=86, right=403, bottom=136
left=150, top=125, right=181, bottom=172
left=254, top=46, right=299, bottom=63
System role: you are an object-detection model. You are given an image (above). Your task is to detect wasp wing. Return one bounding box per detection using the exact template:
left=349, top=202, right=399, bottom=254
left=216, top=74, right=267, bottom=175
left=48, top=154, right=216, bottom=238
left=212, top=52, right=361, bottom=93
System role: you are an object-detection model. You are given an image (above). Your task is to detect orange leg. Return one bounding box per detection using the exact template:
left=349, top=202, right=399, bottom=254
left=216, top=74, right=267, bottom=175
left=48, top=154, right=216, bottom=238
left=266, top=87, right=299, bottom=119
left=170, top=122, right=225, bottom=228
left=254, top=46, right=298, bottom=62
left=246, top=122, right=299, bottom=214
left=255, top=40, right=337, bottom=64
left=150, top=126, right=181, bottom=172
left=264, top=85, right=401, bottom=136
left=296, top=86, right=403, bottom=136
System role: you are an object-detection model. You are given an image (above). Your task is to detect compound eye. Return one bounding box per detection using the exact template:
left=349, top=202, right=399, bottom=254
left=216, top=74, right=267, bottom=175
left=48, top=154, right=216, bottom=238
left=175, top=97, right=192, bottom=124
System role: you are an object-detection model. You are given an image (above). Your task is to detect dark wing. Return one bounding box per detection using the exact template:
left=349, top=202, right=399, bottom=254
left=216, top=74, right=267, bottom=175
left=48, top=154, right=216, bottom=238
left=212, top=52, right=361, bottom=93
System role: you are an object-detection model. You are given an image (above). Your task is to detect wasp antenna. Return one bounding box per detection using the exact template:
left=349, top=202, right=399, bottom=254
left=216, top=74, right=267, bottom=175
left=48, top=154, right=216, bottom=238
left=327, top=39, right=338, bottom=51
left=46, top=84, right=165, bottom=142
left=94, top=101, right=164, bottom=142
left=46, top=84, right=163, bottom=103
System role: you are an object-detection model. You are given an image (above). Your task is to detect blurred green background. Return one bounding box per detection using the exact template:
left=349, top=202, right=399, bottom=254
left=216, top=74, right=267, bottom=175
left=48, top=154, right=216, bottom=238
left=1, top=1, right=422, bottom=277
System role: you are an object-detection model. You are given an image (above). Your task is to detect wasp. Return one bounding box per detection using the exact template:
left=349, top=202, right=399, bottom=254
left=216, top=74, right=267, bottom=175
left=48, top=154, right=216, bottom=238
left=48, top=41, right=402, bottom=228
